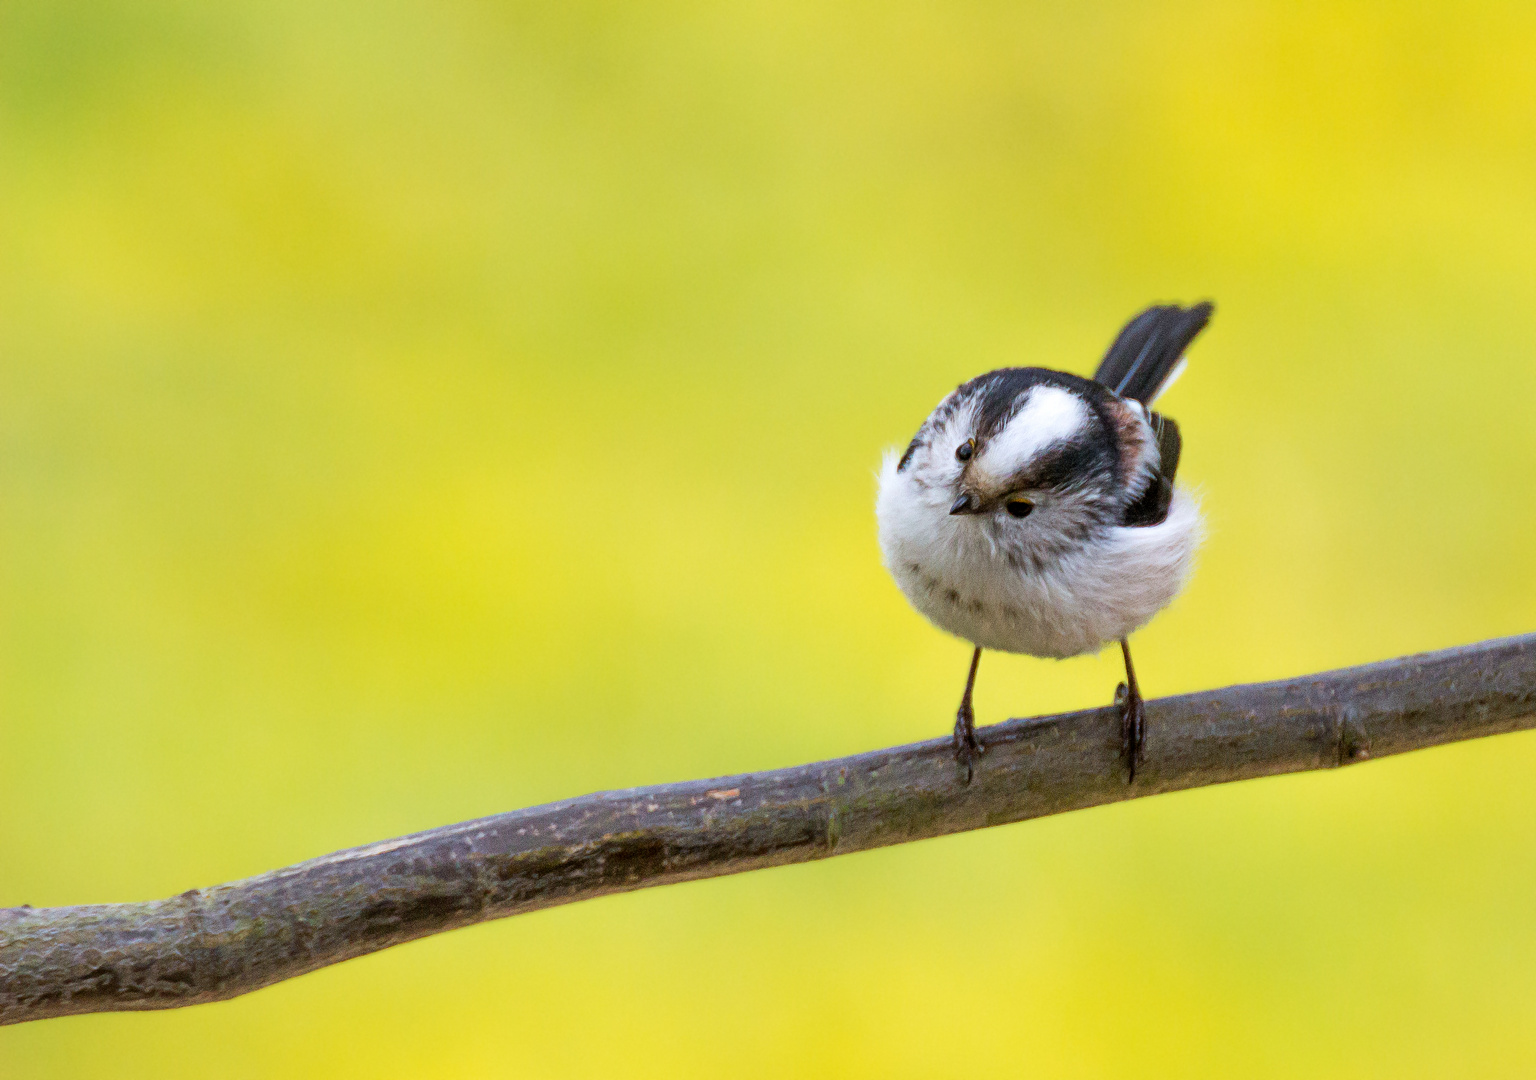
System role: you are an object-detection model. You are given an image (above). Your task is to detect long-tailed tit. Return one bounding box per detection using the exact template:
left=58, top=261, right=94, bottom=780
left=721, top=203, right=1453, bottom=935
left=876, top=302, right=1213, bottom=783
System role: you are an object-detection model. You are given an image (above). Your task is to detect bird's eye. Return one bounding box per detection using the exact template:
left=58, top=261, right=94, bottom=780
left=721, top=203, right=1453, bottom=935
left=1005, top=497, right=1034, bottom=519
left=955, top=438, right=975, bottom=462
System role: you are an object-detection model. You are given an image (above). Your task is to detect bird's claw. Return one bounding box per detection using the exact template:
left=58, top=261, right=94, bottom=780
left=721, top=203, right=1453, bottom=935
left=1117, top=680, right=1145, bottom=784
left=953, top=707, right=984, bottom=785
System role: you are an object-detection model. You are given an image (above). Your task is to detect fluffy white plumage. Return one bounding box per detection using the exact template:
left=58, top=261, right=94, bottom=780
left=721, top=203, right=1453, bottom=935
left=875, top=383, right=1202, bottom=659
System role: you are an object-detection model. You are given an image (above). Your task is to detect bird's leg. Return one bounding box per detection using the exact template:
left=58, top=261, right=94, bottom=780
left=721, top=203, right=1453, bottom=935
left=952, top=646, right=984, bottom=784
left=1116, top=638, right=1145, bottom=784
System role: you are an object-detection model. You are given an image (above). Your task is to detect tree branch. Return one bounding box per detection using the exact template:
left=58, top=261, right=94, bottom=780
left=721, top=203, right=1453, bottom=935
left=4, top=633, right=1534, bottom=1026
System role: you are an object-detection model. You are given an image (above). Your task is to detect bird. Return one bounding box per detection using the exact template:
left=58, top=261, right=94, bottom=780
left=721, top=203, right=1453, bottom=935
left=875, top=302, right=1213, bottom=784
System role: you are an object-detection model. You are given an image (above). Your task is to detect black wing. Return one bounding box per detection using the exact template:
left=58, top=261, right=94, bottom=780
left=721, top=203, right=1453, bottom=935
left=1121, top=412, right=1181, bottom=527
left=1093, top=302, right=1213, bottom=405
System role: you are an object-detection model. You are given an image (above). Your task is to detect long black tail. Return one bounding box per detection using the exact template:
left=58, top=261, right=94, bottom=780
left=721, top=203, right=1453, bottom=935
left=1092, top=302, right=1214, bottom=404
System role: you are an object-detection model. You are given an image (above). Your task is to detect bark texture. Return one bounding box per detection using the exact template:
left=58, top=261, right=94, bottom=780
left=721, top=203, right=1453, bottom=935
left=4, top=633, right=1534, bottom=1026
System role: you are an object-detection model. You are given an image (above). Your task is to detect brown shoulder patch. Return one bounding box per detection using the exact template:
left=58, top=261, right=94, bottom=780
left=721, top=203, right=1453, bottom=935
left=1103, top=396, right=1154, bottom=480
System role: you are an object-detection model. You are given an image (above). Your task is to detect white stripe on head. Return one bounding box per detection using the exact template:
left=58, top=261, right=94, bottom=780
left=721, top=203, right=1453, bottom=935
left=976, top=385, right=1091, bottom=477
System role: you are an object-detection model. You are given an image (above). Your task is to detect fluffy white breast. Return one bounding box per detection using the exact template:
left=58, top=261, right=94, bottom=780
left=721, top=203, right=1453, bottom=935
left=877, top=450, right=1202, bottom=658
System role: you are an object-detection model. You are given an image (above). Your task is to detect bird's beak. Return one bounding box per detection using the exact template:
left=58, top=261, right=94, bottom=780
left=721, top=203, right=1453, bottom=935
left=949, top=493, right=978, bottom=515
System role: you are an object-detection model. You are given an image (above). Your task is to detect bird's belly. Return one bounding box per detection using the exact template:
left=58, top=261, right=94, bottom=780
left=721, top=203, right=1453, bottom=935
left=891, top=556, right=1136, bottom=657
left=882, top=495, right=1201, bottom=658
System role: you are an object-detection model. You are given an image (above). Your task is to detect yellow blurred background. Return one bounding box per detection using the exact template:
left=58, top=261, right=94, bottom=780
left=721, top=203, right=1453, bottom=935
left=4, top=1, right=1536, bottom=1075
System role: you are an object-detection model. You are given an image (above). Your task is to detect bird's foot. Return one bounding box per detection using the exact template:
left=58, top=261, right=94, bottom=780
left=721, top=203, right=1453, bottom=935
left=952, top=704, right=985, bottom=785
left=1115, top=681, right=1145, bottom=784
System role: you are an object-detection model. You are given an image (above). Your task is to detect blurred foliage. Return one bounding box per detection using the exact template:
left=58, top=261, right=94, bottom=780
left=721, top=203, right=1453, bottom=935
left=4, top=0, right=1536, bottom=1076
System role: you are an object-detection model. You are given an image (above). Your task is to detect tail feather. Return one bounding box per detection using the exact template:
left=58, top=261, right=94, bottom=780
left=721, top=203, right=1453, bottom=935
left=1093, top=302, right=1213, bottom=404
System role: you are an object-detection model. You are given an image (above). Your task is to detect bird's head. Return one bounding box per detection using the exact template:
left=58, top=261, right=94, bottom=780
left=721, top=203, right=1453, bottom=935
left=892, top=370, right=1140, bottom=552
